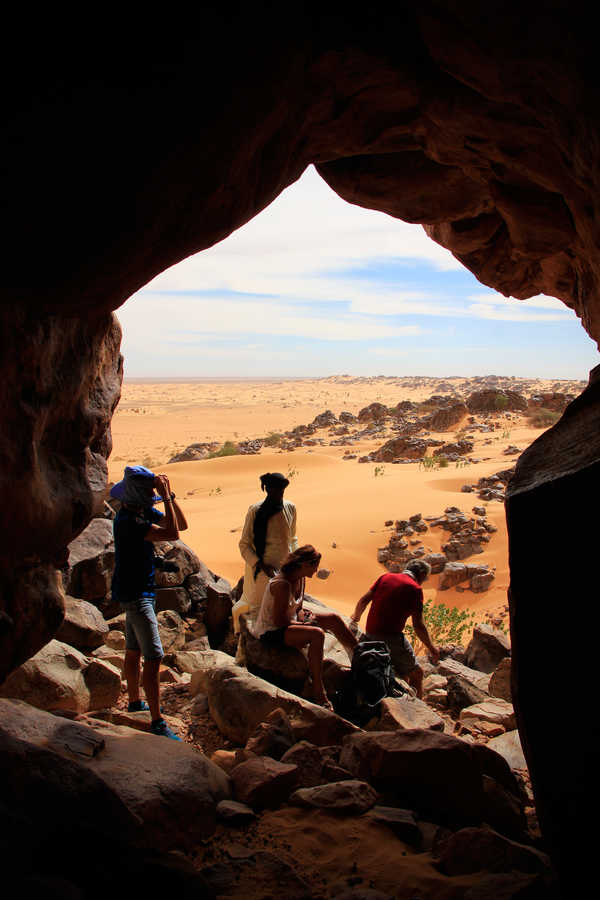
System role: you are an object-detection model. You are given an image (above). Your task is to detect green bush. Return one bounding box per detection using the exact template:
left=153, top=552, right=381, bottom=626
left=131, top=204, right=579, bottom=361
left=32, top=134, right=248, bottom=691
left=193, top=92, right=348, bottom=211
left=207, top=441, right=239, bottom=459
left=405, top=599, right=477, bottom=652
left=263, top=432, right=283, bottom=447
left=494, top=395, right=509, bottom=411
left=527, top=408, right=560, bottom=429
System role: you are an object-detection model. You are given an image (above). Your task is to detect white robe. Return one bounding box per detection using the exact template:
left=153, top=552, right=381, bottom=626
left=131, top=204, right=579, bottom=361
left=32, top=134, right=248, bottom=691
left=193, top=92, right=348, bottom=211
left=233, top=499, right=298, bottom=632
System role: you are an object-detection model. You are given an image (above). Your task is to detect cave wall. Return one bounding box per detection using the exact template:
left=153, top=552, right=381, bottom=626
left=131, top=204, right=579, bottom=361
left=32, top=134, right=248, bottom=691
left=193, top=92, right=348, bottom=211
left=1, top=5, right=599, bottom=888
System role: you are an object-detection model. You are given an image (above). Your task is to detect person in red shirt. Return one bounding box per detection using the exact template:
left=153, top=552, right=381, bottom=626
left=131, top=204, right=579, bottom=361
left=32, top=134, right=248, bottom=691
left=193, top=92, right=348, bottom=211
left=350, top=559, right=439, bottom=698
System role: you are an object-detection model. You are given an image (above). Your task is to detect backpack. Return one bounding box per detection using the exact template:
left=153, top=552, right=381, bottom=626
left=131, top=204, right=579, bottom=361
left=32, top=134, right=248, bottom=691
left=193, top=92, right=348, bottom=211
left=333, top=639, right=405, bottom=726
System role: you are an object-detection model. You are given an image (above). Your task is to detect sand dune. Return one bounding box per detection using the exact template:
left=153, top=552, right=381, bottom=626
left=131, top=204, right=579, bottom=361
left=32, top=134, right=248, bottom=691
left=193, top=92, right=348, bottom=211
left=109, top=376, right=576, bottom=632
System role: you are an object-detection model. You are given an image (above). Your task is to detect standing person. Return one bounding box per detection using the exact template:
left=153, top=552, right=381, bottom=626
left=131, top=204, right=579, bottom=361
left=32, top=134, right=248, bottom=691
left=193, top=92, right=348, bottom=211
left=350, top=559, right=439, bottom=698
left=251, top=545, right=358, bottom=708
left=110, top=465, right=188, bottom=740
left=233, top=472, right=298, bottom=633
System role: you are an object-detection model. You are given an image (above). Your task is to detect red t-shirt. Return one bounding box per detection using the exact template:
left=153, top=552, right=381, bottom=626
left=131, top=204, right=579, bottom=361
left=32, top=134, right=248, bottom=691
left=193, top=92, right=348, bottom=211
left=365, top=572, right=423, bottom=635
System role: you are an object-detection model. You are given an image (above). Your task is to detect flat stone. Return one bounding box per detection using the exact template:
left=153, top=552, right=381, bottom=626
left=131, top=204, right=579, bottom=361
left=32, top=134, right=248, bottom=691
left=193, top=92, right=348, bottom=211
left=460, top=698, right=516, bottom=730
left=370, top=695, right=444, bottom=732
left=487, top=730, right=528, bottom=772
left=289, top=779, right=378, bottom=814
left=216, top=799, right=257, bottom=825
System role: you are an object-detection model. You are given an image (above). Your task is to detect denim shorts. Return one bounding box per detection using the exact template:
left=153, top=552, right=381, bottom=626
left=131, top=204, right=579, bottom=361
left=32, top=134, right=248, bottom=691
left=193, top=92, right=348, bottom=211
left=366, top=631, right=417, bottom=678
left=121, top=597, right=164, bottom=660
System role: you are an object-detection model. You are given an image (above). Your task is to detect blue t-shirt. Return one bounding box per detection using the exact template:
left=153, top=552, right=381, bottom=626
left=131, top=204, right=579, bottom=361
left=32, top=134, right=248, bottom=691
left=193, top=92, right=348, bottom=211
left=111, top=506, right=163, bottom=604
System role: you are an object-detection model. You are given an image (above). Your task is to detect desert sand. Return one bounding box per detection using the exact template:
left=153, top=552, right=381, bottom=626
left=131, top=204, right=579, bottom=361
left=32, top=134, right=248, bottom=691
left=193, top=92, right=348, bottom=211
left=108, top=375, right=581, bottom=632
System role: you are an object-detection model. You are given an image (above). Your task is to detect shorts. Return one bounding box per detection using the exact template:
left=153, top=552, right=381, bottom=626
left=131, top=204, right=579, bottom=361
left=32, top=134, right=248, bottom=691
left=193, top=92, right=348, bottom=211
left=121, top=597, right=164, bottom=660
left=366, top=631, right=417, bottom=678
left=259, top=627, right=288, bottom=647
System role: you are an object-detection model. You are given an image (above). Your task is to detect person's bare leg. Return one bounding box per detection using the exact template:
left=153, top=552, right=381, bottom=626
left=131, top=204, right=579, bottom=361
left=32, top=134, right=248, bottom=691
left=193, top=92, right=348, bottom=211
left=142, top=657, right=162, bottom=720
left=407, top=664, right=424, bottom=699
left=124, top=649, right=142, bottom=704
left=285, top=625, right=327, bottom=703
left=311, top=611, right=358, bottom=658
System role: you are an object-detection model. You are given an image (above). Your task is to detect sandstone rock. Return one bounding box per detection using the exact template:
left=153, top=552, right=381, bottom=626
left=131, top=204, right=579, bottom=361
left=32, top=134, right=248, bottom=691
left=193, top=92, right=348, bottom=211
left=438, top=561, right=468, bottom=590
left=240, top=615, right=308, bottom=689
left=216, top=799, right=256, bottom=825
left=446, top=674, right=490, bottom=716
left=365, top=806, right=421, bottom=844
left=424, top=552, right=447, bottom=574
left=433, top=825, right=550, bottom=876
left=339, top=730, right=486, bottom=823
left=204, top=577, right=233, bottom=647
left=280, top=740, right=350, bottom=788
left=489, top=657, right=512, bottom=702
left=290, top=779, right=378, bottom=814
left=358, top=402, right=388, bottom=422
left=86, top=708, right=185, bottom=736
left=245, top=707, right=296, bottom=760
left=311, top=409, right=338, bottom=427
left=428, top=402, right=469, bottom=431
left=230, top=755, right=298, bottom=808
left=163, top=649, right=218, bottom=674
left=460, top=698, right=516, bottom=731
left=0, top=698, right=230, bottom=850
left=369, top=695, right=444, bottom=732
left=104, top=629, right=126, bottom=650
left=487, top=731, right=528, bottom=772
left=466, top=390, right=528, bottom=414
left=0, top=639, right=121, bottom=713
left=154, top=586, right=191, bottom=616
left=64, top=519, right=115, bottom=614
left=433, top=439, right=474, bottom=457
left=374, top=436, right=428, bottom=461
left=438, top=657, right=491, bottom=693
left=91, top=645, right=124, bottom=671
left=471, top=572, right=495, bottom=592
left=153, top=540, right=202, bottom=588
left=191, top=661, right=357, bottom=746
left=465, top=624, right=511, bottom=673
left=156, top=609, right=186, bottom=653
left=106, top=612, right=126, bottom=632
left=56, top=595, right=109, bottom=650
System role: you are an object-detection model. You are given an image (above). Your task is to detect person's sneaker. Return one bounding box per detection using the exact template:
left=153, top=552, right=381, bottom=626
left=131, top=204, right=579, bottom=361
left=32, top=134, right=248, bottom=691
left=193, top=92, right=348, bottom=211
left=128, top=699, right=150, bottom=712
left=150, top=718, right=181, bottom=741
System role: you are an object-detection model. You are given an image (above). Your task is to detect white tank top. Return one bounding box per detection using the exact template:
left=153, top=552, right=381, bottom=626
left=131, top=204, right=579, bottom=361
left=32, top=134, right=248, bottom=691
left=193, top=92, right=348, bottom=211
left=251, top=575, right=304, bottom=638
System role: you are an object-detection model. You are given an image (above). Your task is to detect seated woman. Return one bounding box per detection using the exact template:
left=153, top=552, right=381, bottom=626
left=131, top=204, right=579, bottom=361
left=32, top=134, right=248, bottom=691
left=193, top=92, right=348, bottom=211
left=251, top=544, right=358, bottom=708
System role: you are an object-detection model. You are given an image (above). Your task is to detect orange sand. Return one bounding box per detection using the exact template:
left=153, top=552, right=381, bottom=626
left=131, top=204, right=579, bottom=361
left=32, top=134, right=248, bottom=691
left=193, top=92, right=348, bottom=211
left=108, top=376, right=574, bottom=629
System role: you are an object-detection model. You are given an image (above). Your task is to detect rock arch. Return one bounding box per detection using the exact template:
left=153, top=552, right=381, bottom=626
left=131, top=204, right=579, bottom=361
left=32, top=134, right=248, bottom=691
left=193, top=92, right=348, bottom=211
left=1, top=7, right=598, bottom=890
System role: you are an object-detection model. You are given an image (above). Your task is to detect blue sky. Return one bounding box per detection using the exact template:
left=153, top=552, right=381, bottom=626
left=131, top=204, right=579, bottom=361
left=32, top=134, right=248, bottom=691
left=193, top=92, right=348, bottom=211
left=118, top=166, right=598, bottom=379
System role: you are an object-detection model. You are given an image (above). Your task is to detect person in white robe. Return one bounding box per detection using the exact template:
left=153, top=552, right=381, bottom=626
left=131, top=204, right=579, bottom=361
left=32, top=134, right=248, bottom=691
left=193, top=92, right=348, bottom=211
left=233, top=472, right=298, bottom=633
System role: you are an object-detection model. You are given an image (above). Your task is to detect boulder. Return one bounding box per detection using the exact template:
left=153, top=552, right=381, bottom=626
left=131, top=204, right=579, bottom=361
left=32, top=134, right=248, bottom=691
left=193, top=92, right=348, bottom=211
left=460, top=698, right=516, bottom=731
left=216, top=799, right=256, bottom=825
left=438, top=562, right=468, bottom=590
left=165, top=649, right=222, bottom=674
left=374, top=436, right=428, bottom=461
left=153, top=540, right=202, bottom=588
left=465, top=624, right=511, bottom=674
left=191, top=661, right=358, bottom=746
left=0, top=698, right=229, bottom=850
left=466, top=390, right=528, bottom=414
left=64, top=518, right=116, bottom=614
left=428, top=402, right=469, bottom=432
left=156, top=609, right=186, bottom=653
left=230, top=756, right=298, bottom=808
left=245, top=707, right=296, bottom=760
left=446, top=674, right=490, bottom=716
left=240, top=615, right=308, bottom=689
left=423, top=552, right=447, bottom=574
left=91, top=645, right=125, bottom=671
left=0, top=639, right=121, bottom=713
left=280, top=740, right=351, bottom=788
left=433, top=439, right=474, bottom=456
left=358, top=402, right=388, bottom=422
left=364, top=806, right=421, bottom=844
left=154, top=586, right=191, bottom=616
left=339, top=730, right=487, bottom=823
left=104, top=629, right=126, bottom=650
left=489, top=657, right=512, bottom=702
left=487, top=731, right=528, bottom=772
left=438, top=657, right=491, bottom=693
left=471, top=572, right=495, bottom=592
left=369, top=696, right=445, bottom=732
left=56, top=595, right=109, bottom=650
left=311, top=409, right=338, bottom=427
left=433, top=825, right=551, bottom=876
left=289, top=779, right=378, bottom=814
left=205, top=577, right=233, bottom=647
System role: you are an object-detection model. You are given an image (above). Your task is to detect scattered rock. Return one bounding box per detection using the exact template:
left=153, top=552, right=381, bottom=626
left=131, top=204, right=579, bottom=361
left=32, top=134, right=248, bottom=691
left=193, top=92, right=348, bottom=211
left=465, top=625, right=511, bottom=674
left=438, top=562, right=468, bottom=590
left=369, top=696, right=445, bottom=732
left=446, top=674, right=490, bottom=716
left=364, top=806, right=421, bottom=844
left=0, top=639, right=121, bottom=713
left=154, top=586, right=191, bottom=616
left=156, top=609, right=187, bottom=653
left=290, top=779, right=378, bottom=814
left=64, top=518, right=116, bottom=615
left=245, top=707, right=296, bottom=760
left=230, top=756, right=298, bottom=808
left=489, top=657, right=512, bottom=702
left=56, top=596, right=109, bottom=651
left=216, top=799, right=257, bottom=825
left=280, top=741, right=351, bottom=788
left=487, top=731, right=528, bottom=772
left=460, top=698, right=516, bottom=731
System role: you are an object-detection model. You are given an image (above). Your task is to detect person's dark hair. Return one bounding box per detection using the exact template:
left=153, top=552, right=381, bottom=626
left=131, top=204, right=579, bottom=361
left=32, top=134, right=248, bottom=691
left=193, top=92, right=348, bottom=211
left=404, top=559, right=431, bottom=582
left=260, top=472, right=289, bottom=492
left=280, top=544, right=321, bottom=577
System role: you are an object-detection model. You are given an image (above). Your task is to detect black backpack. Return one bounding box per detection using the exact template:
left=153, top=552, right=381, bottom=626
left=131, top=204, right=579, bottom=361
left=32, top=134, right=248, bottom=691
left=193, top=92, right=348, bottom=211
left=333, top=640, right=405, bottom=726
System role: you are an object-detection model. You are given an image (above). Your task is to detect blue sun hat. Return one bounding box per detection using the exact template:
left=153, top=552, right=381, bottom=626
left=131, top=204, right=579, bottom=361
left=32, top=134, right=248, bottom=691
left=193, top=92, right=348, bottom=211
left=110, top=465, right=162, bottom=507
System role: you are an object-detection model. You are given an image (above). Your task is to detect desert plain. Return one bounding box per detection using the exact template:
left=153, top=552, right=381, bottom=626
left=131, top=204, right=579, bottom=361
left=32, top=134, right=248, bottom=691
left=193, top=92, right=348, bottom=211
left=108, top=373, right=584, bottom=635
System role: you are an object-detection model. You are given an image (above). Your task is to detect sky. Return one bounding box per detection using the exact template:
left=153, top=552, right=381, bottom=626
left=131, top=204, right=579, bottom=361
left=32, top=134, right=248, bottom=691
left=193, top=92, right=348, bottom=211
left=118, top=165, right=598, bottom=380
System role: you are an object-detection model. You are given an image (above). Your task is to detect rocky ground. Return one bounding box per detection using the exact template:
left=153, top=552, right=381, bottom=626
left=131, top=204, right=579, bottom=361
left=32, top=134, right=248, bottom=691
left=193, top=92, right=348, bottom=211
left=0, top=520, right=558, bottom=899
